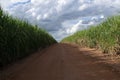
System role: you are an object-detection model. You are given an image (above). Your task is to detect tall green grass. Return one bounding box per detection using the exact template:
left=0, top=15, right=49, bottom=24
left=0, top=7, right=57, bottom=68
left=62, top=15, right=120, bottom=55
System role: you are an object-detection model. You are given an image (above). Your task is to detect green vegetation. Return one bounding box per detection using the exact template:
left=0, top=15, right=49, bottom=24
left=0, top=7, right=57, bottom=68
left=62, top=15, right=120, bottom=55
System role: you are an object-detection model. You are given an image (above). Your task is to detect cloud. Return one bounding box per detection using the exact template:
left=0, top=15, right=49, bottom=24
left=0, top=0, right=11, bottom=9
left=0, top=0, right=120, bottom=41
left=0, top=0, right=30, bottom=9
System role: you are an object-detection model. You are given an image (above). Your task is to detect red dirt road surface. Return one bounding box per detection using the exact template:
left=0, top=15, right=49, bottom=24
left=1, top=43, right=120, bottom=80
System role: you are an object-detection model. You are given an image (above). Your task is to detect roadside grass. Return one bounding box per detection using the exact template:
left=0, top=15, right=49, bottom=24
left=0, top=7, right=57, bottom=68
left=62, top=15, right=120, bottom=55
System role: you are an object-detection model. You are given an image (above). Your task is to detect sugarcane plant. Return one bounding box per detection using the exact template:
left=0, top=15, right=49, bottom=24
left=0, top=7, right=57, bottom=68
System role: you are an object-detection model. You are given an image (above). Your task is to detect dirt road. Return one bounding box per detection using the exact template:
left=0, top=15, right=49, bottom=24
left=1, top=43, right=120, bottom=80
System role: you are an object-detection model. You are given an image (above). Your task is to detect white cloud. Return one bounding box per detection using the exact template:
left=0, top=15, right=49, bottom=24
left=79, top=4, right=88, bottom=11
left=0, top=0, right=120, bottom=41
left=36, top=15, right=42, bottom=20
left=100, top=15, right=104, bottom=19
left=0, top=0, right=11, bottom=9
left=11, top=0, right=29, bottom=3
left=32, top=12, right=36, bottom=17
left=0, top=0, right=30, bottom=9
left=66, top=20, right=82, bottom=34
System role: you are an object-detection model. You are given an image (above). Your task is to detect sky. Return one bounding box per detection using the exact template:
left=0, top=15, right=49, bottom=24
left=0, top=0, right=120, bottom=41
